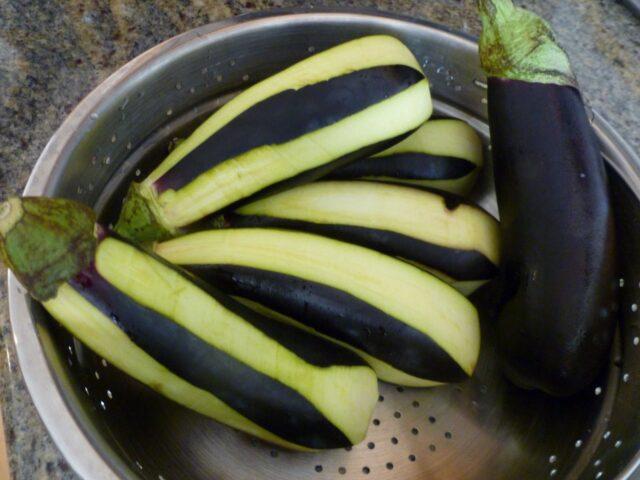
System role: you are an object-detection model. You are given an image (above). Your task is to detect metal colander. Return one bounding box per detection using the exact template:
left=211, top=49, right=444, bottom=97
left=8, top=9, right=640, bottom=480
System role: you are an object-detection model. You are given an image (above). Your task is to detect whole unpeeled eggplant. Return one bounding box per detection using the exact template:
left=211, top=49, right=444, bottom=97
left=478, top=0, right=616, bottom=396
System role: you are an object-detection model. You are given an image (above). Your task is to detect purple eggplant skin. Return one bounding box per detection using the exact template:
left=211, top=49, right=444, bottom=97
left=488, top=78, right=617, bottom=397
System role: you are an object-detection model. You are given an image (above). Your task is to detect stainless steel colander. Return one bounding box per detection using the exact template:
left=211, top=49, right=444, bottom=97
left=8, top=9, right=640, bottom=480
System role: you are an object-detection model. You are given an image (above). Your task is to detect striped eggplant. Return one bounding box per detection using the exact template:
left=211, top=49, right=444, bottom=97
left=328, top=119, right=483, bottom=195
left=155, top=228, right=481, bottom=387
left=0, top=197, right=378, bottom=449
left=220, top=181, right=500, bottom=295
left=479, top=0, right=616, bottom=395
left=115, top=35, right=433, bottom=243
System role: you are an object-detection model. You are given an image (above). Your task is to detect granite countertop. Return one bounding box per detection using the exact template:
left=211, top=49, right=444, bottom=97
left=0, top=1, right=638, bottom=478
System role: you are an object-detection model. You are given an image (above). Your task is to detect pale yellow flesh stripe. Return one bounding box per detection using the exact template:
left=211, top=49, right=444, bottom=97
left=96, top=238, right=378, bottom=444
left=237, top=181, right=500, bottom=265
left=156, top=229, right=480, bottom=376
left=144, top=35, right=423, bottom=184
left=366, top=173, right=478, bottom=196
left=374, top=119, right=483, bottom=166
left=234, top=296, right=441, bottom=388
left=400, top=258, right=488, bottom=297
left=152, top=80, right=431, bottom=228
left=43, top=284, right=303, bottom=450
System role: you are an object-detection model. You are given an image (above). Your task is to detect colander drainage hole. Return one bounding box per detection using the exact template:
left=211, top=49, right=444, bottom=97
left=386, top=462, right=394, bottom=470
left=344, top=446, right=352, bottom=452
left=367, top=442, right=375, bottom=450
left=550, top=468, right=557, bottom=477
left=101, top=358, right=108, bottom=367
left=314, top=465, right=323, bottom=473
left=445, top=431, right=452, bottom=439
left=362, top=466, right=370, bottom=474
left=409, top=454, right=416, bottom=462
left=338, top=467, right=346, bottom=474
left=373, top=419, right=380, bottom=426
left=595, top=472, right=603, bottom=479
left=549, top=455, right=557, bottom=464
left=594, top=459, right=602, bottom=467
left=411, top=428, right=419, bottom=435
left=394, top=411, right=402, bottom=419
left=106, top=390, right=113, bottom=399
left=429, top=444, right=436, bottom=452
left=269, top=450, right=278, bottom=458
left=158, top=475, right=165, bottom=480
left=378, top=395, right=385, bottom=402
left=391, top=437, right=398, bottom=445
left=396, top=386, right=404, bottom=393
left=429, top=416, right=436, bottom=424
left=412, top=401, right=420, bottom=408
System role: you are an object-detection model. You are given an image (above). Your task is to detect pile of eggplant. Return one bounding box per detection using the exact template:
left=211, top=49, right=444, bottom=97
left=0, top=0, right=617, bottom=452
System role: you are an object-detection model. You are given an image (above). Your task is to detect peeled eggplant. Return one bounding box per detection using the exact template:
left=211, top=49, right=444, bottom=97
left=221, top=181, right=500, bottom=295
left=0, top=197, right=378, bottom=449
left=329, top=119, right=483, bottom=195
left=155, top=228, right=481, bottom=387
left=115, top=35, right=432, bottom=243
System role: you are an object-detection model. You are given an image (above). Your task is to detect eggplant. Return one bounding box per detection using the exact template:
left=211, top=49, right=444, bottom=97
left=221, top=181, right=500, bottom=295
left=479, top=0, right=616, bottom=395
left=328, top=119, right=483, bottom=195
left=155, top=228, right=481, bottom=387
left=115, top=35, right=432, bottom=243
left=0, top=197, right=378, bottom=449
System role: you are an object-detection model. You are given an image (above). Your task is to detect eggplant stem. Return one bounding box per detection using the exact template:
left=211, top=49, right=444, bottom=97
left=0, top=198, right=23, bottom=237
left=477, top=0, right=576, bottom=87
left=0, top=197, right=96, bottom=301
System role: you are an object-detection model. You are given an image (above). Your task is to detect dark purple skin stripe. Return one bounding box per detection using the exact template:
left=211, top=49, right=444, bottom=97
left=188, top=264, right=469, bottom=383
left=154, top=65, right=424, bottom=193
left=329, top=152, right=476, bottom=181
left=489, top=78, right=616, bottom=396
left=68, top=258, right=353, bottom=449
left=224, top=214, right=497, bottom=281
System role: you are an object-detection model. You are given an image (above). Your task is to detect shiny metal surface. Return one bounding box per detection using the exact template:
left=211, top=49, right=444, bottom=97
left=7, top=9, right=640, bottom=480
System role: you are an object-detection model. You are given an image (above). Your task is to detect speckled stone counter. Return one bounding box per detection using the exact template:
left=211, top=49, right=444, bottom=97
left=0, top=1, right=638, bottom=478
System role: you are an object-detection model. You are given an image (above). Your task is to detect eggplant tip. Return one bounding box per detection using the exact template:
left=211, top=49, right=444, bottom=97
left=115, top=183, right=174, bottom=244
left=0, top=196, right=97, bottom=301
left=477, top=0, right=576, bottom=87
left=0, top=197, right=22, bottom=237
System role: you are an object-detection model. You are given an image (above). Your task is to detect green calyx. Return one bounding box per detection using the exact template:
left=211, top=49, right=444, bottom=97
left=478, top=0, right=576, bottom=87
left=0, top=197, right=96, bottom=301
left=114, top=183, right=174, bottom=245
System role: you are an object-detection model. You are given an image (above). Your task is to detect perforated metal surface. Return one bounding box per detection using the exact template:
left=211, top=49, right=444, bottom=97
left=8, top=10, right=640, bottom=480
